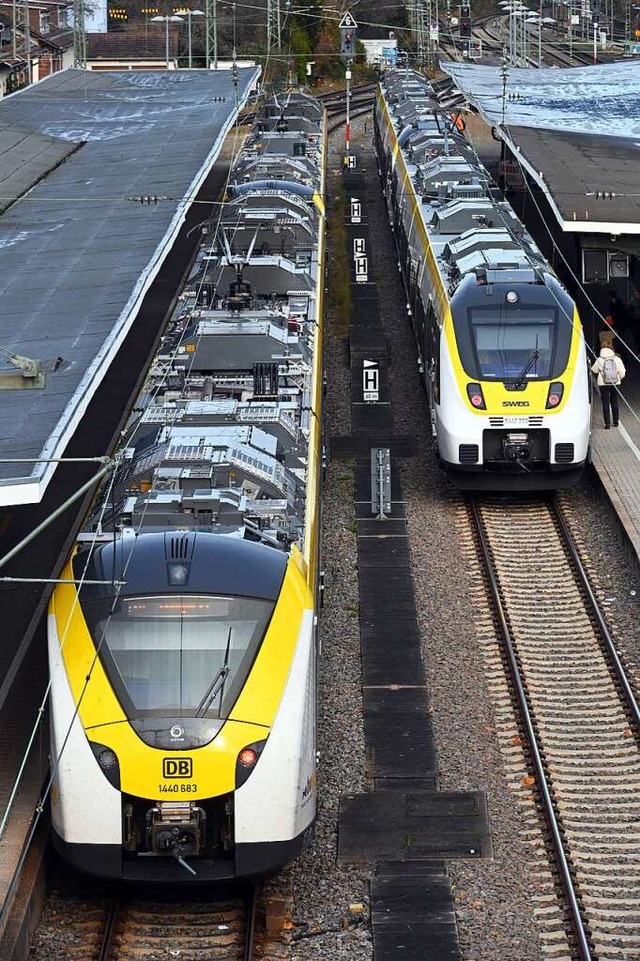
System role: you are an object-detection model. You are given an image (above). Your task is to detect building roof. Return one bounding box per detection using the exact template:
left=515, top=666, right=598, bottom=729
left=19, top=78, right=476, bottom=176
left=441, top=59, right=640, bottom=234
left=37, top=28, right=75, bottom=51
left=0, top=66, right=260, bottom=506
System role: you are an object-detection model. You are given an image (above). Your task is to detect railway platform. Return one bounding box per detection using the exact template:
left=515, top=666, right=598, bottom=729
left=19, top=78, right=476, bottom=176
left=590, top=366, right=640, bottom=565
left=462, top=109, right=640, bottom=566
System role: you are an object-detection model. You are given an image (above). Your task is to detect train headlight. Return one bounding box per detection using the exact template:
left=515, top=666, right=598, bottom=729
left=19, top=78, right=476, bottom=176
left=90, top=741, right=121, bottom=789
left=238, top=748, right=258, bottom=768
left=98, top=748, right=118, bottom=771
left=466, top=382, right=486, bottom=410
left=235, top=739, right=267, bottom=787
left=546, top=381, right=564, bottom=409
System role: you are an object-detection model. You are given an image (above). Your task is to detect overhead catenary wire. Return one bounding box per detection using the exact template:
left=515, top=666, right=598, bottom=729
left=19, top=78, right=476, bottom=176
left=35, top=85, right=318, bottom=821
left=430, top=70, right=633, bottom=378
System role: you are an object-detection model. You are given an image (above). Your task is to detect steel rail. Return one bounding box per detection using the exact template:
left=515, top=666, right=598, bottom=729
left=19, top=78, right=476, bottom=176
left=244, top=883, right=259, bottom=961
left=97, top=899, right=121, bottom=961
left=468, top=496, right=594, bottom=961
left=553, top=496, right=640, bottom=730
left=327, top=107, right=373, bottom=137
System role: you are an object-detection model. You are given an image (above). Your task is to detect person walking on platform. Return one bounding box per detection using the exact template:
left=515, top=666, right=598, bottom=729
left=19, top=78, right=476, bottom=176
left=627, top=288, right=640, bottom=325
left=591, top=344, right=626, bottom=429
left=598, top=318, right=615, bottom=350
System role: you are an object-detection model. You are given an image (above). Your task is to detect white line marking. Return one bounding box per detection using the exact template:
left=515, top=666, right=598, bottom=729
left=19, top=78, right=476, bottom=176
left=619, top=422, right=640, bottom=463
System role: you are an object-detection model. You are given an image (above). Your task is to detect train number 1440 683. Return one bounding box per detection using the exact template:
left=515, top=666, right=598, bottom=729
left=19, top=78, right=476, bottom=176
left=158, top=783, right=198, bottom=794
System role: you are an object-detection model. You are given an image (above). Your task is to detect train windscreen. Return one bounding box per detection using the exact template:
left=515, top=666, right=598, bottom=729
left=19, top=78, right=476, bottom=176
left=454, top=302, right=573, bottom=382
left=84, top=594, right=274, bottom=718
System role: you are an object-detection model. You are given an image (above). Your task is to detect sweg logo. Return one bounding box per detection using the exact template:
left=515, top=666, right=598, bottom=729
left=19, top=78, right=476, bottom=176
left=502, top=401, right=530, bottom=407
left=163, top=758, right=193, bottom=778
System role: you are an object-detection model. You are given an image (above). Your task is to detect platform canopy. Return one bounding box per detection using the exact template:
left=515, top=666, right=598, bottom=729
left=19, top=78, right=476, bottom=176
left=441, top=60, right=640, bottom=138
left=0, top=67, right=260, bottom=507
left=441, top=60, right=640, bottom=235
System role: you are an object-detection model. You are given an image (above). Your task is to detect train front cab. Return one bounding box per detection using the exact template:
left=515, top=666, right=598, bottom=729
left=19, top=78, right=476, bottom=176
left=48, top=532, right=317, bottom=883
left=431, top=274, right=591, bottom=490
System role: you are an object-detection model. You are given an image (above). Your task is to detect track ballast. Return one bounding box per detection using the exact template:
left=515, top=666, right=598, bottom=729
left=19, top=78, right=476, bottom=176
left=469, top=495, right=640, bottom=960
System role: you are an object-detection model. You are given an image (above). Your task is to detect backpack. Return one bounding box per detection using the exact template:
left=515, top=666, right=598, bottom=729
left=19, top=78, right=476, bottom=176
left=601, top=356, right=618, bottom=385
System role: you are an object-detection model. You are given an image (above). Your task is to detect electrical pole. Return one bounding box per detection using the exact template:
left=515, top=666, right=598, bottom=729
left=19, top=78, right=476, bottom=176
left=73, top=0, right=87, bottom=67
left=416, top=0, right=427, bottom=65
left=22, top=0, right=33, bottom=81
left=267, top=0, right=281, bottom=53
left=408, top=0, right=438, bottom=68
left=232, top=1, right=238, bottom=102
left=205, top=0, right=217, bottom=68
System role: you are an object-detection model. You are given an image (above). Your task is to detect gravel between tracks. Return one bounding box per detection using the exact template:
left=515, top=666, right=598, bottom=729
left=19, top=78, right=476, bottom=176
left=358, top=116, right=544, bottom=961
left=270, top=113, right=546, bottom=961
left=262, top=118, right=371, bottom=961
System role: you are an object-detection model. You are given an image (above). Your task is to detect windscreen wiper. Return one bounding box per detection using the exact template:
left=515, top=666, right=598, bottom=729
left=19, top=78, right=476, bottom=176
left=195, top=627, right=232, bottom=717
left=509, top=348, right=539, bottom=389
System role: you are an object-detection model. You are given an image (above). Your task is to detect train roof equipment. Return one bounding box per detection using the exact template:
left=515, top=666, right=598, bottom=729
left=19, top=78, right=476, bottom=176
left=77, top=90, right=325, bottom=562
left=379, top=68, right=549, bottom=300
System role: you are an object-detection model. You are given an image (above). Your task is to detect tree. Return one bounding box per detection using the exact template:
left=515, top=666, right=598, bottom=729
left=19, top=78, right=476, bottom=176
left=313, top=18, right=342, bottom=80
left=288, top=20, right=312, bottom=82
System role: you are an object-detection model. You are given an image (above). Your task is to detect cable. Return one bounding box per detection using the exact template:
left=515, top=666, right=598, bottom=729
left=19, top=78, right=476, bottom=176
left=379, top=68, right=601, bottom=423
left=500, top=124, right=640, bottom=427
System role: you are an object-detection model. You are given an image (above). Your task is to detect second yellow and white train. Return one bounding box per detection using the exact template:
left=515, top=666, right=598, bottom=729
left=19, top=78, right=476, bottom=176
left=375, top=69, right=590, bottom=489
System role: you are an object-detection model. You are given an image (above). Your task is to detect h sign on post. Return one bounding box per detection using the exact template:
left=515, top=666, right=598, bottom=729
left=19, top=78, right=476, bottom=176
left=363, top=359, right=379, bottom=402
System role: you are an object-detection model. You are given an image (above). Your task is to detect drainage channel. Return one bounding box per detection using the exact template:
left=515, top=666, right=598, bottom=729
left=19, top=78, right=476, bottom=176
left=332, top=140, right=490, bottom=961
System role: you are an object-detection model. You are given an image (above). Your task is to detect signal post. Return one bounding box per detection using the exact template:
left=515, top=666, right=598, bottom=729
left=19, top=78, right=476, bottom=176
left=339, top=11, right=357, bottom=161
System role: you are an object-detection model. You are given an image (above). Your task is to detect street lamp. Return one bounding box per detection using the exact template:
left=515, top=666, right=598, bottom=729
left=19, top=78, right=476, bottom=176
left=177, top=8, right=204, bottom=68
left=525, top=11, right=541, bottom=66
left=500, top=1, right=530, bottom=66
left=151, top=14, right=184, bottom=69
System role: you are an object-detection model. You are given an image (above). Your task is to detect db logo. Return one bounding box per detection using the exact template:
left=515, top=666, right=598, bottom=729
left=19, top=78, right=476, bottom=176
left=163, top=758, right=193, bottom=778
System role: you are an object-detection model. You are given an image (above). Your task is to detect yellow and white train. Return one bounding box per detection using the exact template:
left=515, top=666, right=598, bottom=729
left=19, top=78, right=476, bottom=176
left=375, top=70, right=590, bottom=489
left=48, top=92, right=326, bottom=882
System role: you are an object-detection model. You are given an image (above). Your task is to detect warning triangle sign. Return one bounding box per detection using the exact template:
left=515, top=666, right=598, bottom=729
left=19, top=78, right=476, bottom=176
left=339, top=11, right=357, bottom=28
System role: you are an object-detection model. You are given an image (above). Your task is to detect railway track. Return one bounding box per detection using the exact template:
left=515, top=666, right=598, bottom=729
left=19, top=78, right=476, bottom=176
left=239, top=83, right=376, bottom=130
left=469, top=495, right=640, bottom=960
left=441, top=17, right=597, bottom=66
left=95, top=886, right=258, bottom=961
left=316, top=82, right=376, bottom=106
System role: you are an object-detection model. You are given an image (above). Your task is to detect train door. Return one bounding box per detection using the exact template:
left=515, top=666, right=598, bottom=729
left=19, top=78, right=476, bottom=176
left=424, top=302, right=440, bottom=438
left=409, top=258, right=421, bottom=340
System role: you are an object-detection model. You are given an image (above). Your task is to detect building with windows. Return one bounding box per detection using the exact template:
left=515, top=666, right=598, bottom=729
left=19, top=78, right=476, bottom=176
left=0, top=3, right=74, bottom=89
